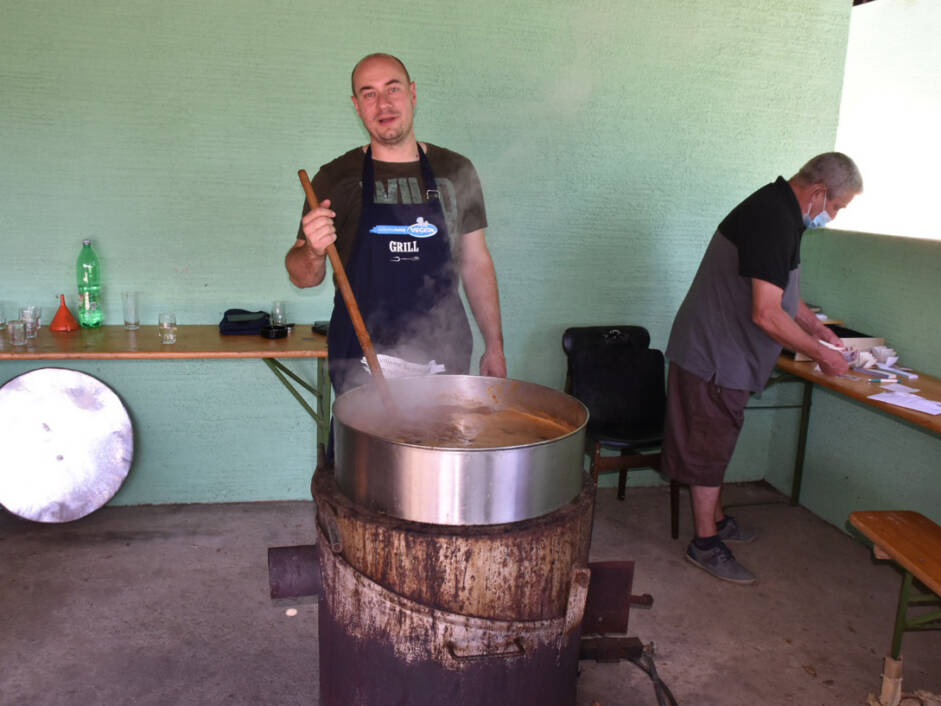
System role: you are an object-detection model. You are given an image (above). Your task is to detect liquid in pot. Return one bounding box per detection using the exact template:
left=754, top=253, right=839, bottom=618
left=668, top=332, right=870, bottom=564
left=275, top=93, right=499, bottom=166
left=356, top=403, right=575, bottom=448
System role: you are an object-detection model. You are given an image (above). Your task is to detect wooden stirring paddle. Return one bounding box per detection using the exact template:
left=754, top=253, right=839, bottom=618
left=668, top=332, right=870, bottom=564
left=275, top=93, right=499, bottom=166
left=298, top=169, right=397, bottom=412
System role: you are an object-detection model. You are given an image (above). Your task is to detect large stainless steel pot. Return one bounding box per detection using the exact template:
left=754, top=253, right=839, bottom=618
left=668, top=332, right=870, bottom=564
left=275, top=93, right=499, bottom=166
left=333, top=375, right=588, bottom=526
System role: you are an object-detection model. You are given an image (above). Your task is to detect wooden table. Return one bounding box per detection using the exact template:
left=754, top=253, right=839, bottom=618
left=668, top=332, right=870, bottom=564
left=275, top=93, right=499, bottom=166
left=774, top=354, right=941, bottom=504
left=849, top=510, right=941, bottom=660
left=0, top=324, right=326, bottom=360
left=1, top=325, right=331, bottom=450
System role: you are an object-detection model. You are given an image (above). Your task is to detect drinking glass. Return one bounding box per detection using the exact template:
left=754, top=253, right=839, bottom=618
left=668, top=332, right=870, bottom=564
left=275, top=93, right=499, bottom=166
left=9, top=320, right=27, bottom=346
left=20, top=307, right=39, bottom=339
left=271, top=300, right=286, bottom=326
left=122, top=292, right=140, bottom=330
left=158, top=312, right=177, bottom=344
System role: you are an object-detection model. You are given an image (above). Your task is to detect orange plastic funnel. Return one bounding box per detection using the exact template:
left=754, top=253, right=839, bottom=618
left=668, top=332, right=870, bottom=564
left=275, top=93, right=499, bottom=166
left=50, top=294, right=80, bottom=332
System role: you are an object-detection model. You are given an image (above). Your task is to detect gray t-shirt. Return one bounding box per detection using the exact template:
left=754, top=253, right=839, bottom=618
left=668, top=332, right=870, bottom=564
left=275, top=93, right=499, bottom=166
left=666, top=178, right=804, bottom=392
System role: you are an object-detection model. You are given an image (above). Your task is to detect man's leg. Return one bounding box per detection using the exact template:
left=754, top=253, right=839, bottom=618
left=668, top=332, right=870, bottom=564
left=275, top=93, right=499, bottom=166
left=661, top=364, right=755, bottom=583
left=688, top=481, right=755, bottom=584
left=692, top=484, right=722, bottom=538
left=693, top=484, right=756, bottom=544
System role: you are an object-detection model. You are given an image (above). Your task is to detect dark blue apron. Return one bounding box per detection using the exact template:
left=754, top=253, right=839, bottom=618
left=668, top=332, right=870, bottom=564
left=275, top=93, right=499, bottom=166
left=327, top=146, right=473, bottom=397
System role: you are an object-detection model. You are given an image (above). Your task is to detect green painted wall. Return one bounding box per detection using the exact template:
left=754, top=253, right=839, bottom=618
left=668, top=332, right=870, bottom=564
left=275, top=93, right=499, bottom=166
left=11, top=1, right=930, bottom=528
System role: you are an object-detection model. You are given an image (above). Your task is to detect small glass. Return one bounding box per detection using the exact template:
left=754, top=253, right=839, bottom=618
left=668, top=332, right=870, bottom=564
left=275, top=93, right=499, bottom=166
left=158, top=312, right=177, bottom=344
left=20, top=306, right=39, bottom=339
left=122, top=292, right=140, bottom=330
left=271, top=300, right=286, bottom=326
left=9, top=319, right=27, bottom=346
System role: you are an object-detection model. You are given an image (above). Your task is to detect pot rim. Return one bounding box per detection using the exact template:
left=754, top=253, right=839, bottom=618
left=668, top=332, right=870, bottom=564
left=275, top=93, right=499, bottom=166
left=333, top=374, right=589, bottom=451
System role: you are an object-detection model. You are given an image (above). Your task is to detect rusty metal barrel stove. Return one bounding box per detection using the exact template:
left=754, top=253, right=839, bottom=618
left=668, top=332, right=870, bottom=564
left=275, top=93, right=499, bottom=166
left=314, top=469, right=593, bottom=705
left=297, top=375, right=593, bottom=706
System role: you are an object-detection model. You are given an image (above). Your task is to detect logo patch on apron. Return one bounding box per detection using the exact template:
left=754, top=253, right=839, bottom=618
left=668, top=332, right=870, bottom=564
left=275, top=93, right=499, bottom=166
left=369, top=217, right=438, bottom=238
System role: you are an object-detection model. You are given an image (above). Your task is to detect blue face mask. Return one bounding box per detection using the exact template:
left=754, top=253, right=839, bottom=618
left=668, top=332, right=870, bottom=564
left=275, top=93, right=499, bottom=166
left=803, top=193, right=831, bottom=229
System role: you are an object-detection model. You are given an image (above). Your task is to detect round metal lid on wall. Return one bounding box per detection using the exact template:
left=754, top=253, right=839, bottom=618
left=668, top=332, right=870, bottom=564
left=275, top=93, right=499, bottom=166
left=0, top=368, right=134, bottom=523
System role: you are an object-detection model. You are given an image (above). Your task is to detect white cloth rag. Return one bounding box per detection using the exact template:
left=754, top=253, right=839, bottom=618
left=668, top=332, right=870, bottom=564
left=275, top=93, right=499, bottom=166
left=360, top=353, right=446, bottom=378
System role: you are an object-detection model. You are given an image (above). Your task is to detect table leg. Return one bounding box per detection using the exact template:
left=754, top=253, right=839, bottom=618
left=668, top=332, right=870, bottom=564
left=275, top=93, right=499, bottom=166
left=317, top=358, right=331, bottom=454
left=790, top=379, right=813, bottom=505
left=263, top=358, right=331, bottom=453
left=889, top=569, right=941, bottom=660
left=891, top=571, right=913, bottom=659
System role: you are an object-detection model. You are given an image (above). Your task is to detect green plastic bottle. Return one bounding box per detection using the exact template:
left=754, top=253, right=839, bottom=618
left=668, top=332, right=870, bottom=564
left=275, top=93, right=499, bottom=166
left=76, top=239, right=103, bottom=328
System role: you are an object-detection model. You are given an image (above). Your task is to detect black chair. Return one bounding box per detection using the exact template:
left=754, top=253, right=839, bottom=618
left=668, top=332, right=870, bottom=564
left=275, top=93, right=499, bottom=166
left=562, top=325, right=680, bottom=539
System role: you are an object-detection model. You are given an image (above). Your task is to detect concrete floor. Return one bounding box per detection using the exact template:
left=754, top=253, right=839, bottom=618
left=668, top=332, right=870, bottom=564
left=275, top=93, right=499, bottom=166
left=1, top=481, right=938, bottom=705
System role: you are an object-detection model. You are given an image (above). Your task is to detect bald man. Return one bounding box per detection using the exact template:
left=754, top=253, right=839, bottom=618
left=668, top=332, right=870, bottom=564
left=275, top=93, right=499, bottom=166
left=286, top=54, right=506, bottom=406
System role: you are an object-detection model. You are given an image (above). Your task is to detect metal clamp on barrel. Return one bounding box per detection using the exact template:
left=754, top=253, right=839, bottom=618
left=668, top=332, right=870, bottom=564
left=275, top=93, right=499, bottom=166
left=446, top=637, right=526, bottom=661
left=316, top=500, right=343, bottom=554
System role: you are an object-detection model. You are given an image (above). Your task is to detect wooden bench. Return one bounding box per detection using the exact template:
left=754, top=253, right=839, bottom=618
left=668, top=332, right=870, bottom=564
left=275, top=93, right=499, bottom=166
left=849, top=510, right=941, bottom=660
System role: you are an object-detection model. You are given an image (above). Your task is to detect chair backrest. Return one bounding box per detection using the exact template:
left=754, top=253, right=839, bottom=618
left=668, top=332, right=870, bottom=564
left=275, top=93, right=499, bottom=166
left=562, top=325, right=665, bottom=430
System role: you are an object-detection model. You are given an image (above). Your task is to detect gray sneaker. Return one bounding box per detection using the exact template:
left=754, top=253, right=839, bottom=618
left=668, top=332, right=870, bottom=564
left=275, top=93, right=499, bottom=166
left=716, top=516, right=758, bottom=544
left=685, top=540, right=756, bottom=584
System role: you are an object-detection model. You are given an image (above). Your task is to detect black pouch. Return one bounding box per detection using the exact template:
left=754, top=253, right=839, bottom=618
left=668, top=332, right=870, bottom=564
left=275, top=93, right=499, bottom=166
left=219, top=309, right=270, bottom=335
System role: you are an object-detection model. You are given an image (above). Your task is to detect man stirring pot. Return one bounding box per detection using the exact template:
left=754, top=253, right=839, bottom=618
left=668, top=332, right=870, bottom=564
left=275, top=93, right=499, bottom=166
left=286, top=53, right=507, bottom=402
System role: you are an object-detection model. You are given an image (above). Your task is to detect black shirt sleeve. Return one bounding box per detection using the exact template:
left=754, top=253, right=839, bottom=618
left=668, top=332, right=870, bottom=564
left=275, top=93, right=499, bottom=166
left=718, top=178, right=802, bottom=290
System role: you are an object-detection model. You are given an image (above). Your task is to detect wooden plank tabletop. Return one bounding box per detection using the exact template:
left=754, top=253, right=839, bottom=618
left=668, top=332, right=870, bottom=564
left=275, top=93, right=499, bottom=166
left=0, top=325, right=327, bottom=360
left=849, top=511, right=941, bottom=597
left=776, top=354, right=941, bottom=434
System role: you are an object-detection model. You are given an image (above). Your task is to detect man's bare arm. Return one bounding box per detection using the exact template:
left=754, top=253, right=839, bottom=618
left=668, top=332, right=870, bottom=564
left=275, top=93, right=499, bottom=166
left=459, top=229, right=507, bottom=377
left=285, top=199, right=336, bottom=288
left=751, top=279, right=848, bottom=376
left=795, top=299, right=843, bottom=346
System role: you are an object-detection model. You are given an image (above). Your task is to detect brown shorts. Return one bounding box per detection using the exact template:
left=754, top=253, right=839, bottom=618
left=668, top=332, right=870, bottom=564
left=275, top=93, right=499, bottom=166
left=660, top=362, right=751, bottom=487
